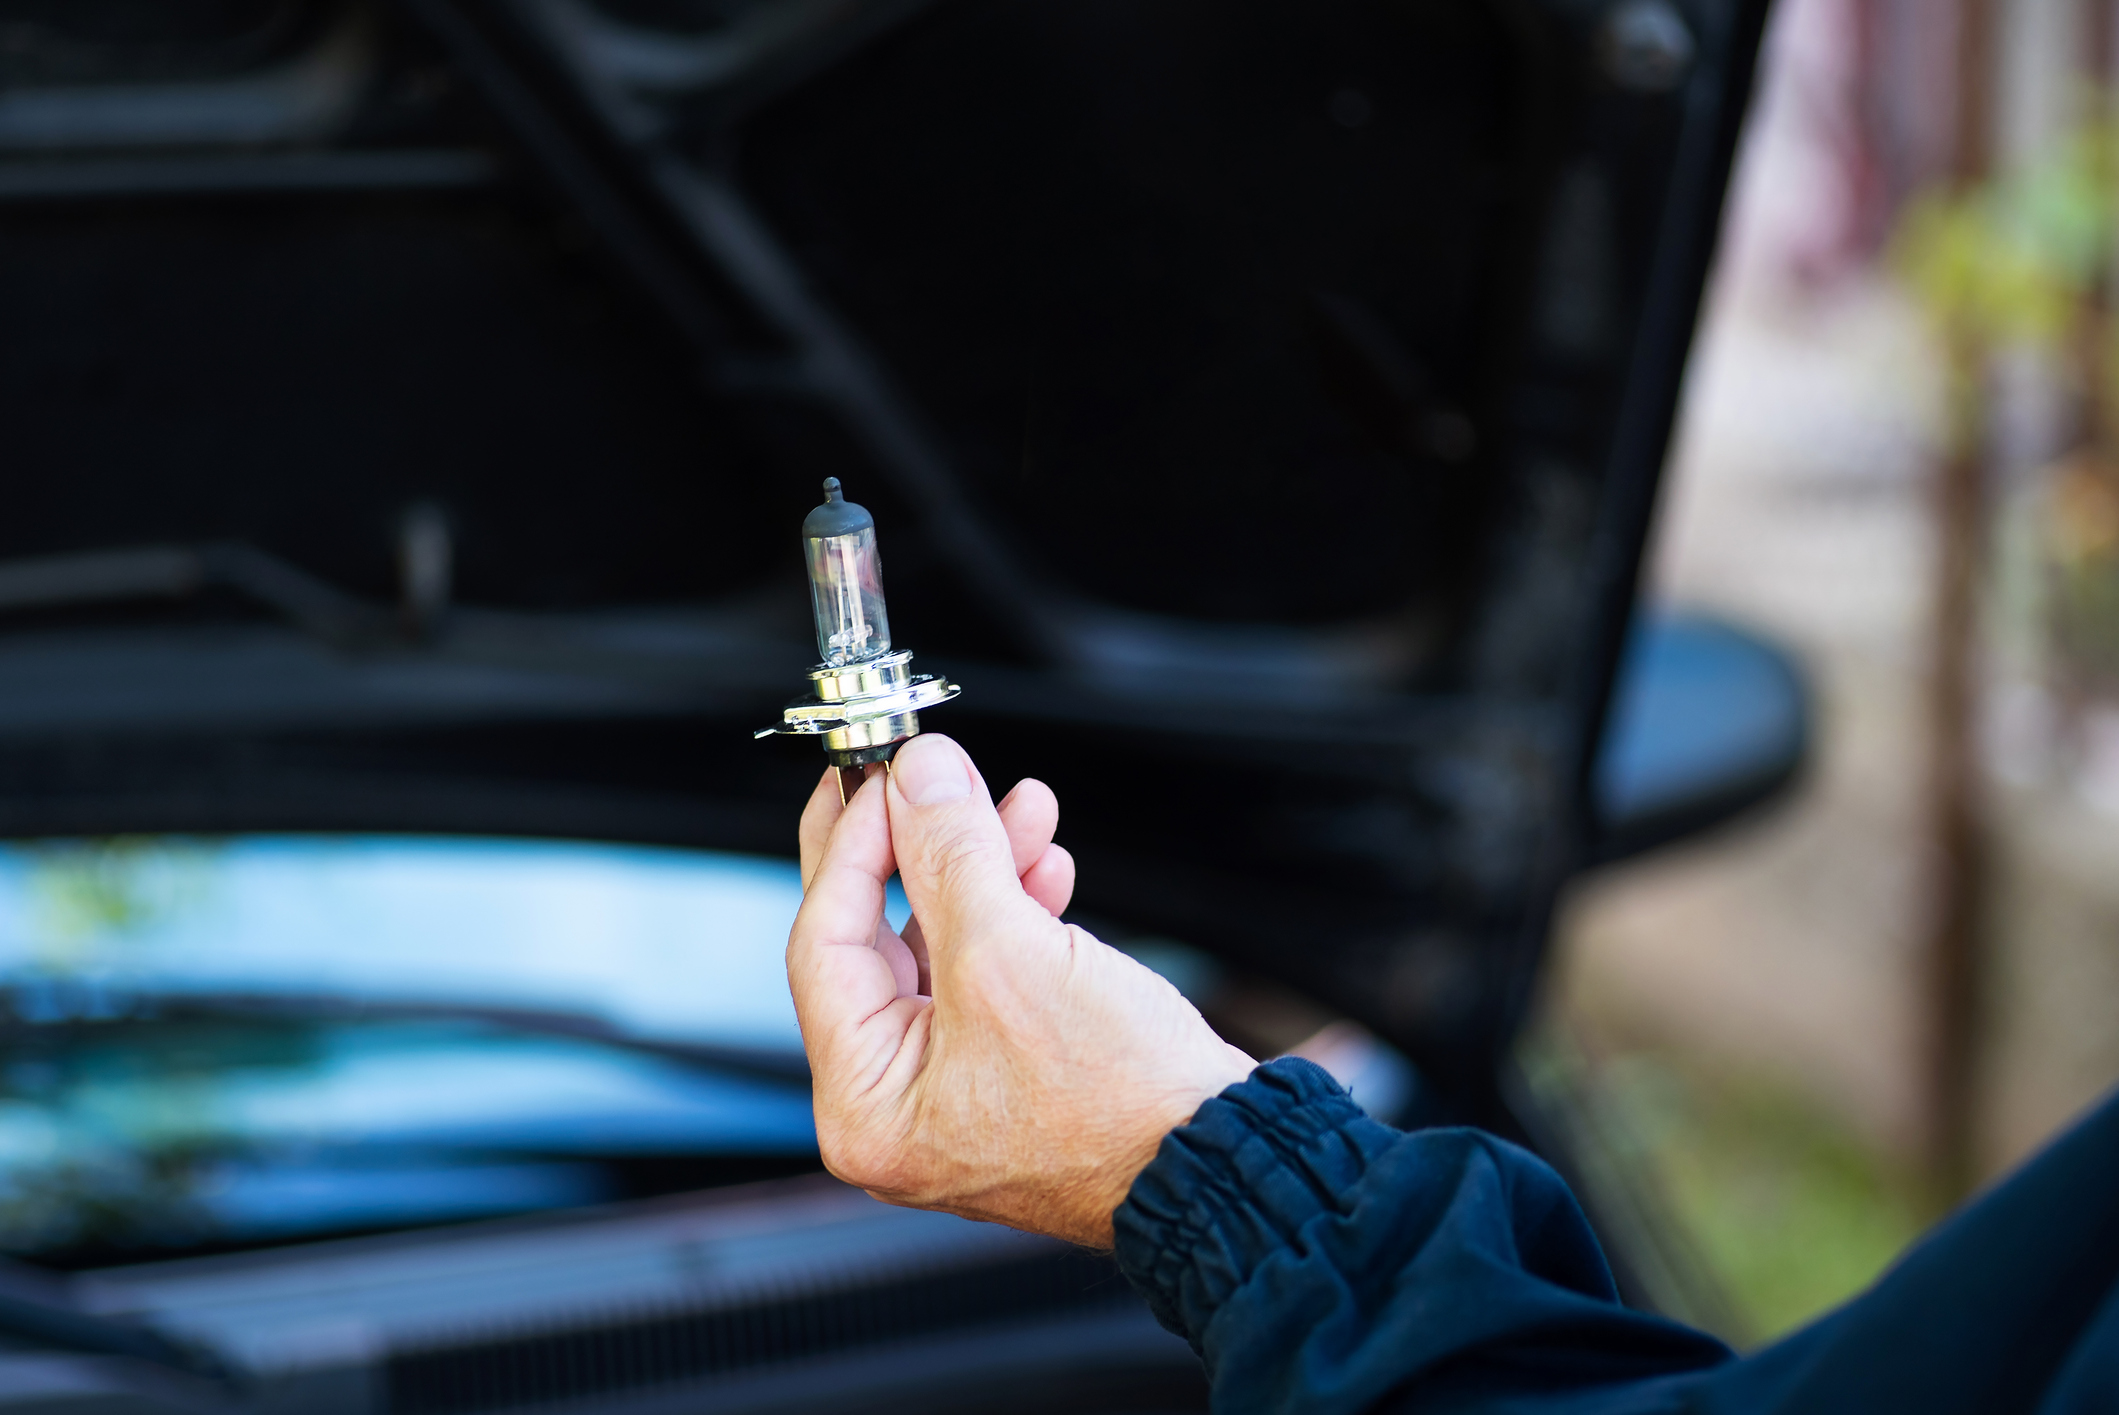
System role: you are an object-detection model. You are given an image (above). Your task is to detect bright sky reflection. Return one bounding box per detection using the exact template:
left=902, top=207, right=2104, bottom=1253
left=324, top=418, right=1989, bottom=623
left=0, top=837, right=896, bottom=1051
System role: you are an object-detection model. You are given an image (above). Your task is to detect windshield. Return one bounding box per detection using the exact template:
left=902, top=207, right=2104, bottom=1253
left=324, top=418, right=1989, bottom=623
left=0, top=836, right=869, bottom=1267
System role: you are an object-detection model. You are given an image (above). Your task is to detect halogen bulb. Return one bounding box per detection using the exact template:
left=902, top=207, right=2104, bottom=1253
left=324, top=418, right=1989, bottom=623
left=803, top=478, right=892, bottom=667
left=757, top=478, right=960, bottom=800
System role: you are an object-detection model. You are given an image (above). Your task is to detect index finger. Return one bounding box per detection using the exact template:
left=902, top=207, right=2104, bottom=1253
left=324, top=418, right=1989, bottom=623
left=798, top=765, right=842, bottom=891
left=800, top=763, right=882, bottom=890
left=786, top=767, right=915, bottom=1072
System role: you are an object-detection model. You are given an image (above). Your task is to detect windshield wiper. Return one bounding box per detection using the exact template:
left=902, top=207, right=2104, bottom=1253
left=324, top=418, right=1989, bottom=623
left=0, top=983, right=812, bottom=1085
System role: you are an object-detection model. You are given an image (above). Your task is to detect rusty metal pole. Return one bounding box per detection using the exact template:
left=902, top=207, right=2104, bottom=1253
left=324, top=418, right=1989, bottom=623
left=1922, top=0, right=1996, bottom=1204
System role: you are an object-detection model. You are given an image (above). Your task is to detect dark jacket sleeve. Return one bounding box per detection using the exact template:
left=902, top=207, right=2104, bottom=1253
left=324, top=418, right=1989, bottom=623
left=1112, top=1057, right=1731, bottom=1415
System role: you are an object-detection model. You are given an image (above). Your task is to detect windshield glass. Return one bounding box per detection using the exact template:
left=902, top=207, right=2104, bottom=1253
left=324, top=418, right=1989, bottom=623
left=0, top=836, right=840, bottom=1046
left=0, top=836, right=869, bottom=1266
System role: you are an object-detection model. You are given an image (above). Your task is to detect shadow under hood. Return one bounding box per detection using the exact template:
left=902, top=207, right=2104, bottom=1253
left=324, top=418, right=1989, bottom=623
left=0, top=0, right=1771, bottom=1122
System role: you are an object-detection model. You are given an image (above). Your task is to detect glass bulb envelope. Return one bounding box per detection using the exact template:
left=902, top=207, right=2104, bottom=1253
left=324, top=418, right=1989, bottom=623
left=805, top=524, right=890, bottom=668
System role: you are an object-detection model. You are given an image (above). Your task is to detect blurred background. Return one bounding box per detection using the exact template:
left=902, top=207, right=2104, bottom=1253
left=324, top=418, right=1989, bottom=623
left=6, top=0, right=2118, bottom=1401
left=1531, top=0, right=2119, bottom=1344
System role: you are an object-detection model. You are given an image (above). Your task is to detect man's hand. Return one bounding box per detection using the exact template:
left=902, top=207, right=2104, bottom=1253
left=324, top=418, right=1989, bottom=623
left=787, top=734, right=1255, bottom=1247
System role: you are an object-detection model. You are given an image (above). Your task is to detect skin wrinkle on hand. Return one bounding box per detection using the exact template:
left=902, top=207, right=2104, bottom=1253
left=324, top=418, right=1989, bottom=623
left=788, top=734, right=1256, bottom=1247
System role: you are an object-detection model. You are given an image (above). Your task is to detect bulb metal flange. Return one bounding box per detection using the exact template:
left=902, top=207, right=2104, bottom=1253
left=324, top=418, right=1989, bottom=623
left=753, top=649, right=961, bottom=767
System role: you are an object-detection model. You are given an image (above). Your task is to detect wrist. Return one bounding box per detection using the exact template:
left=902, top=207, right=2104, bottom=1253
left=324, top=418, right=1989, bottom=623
left=1062, top=1049, right=1258, bottom=1248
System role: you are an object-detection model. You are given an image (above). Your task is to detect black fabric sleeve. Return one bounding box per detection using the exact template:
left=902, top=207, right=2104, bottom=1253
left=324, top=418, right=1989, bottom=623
left=1111, top=1057, right=1730, bottom=1415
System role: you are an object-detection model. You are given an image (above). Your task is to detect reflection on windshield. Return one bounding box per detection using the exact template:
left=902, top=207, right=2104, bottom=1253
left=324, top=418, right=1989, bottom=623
left=0, top=837, right=853, bottom=1263
left=0, top=835, right=859, bottom=1048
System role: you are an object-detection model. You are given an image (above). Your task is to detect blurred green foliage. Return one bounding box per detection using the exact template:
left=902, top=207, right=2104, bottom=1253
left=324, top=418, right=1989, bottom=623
left=19, top=838, right=217, bottom=973
left=1895, top=113, right=2119, bottom=354
left=1895, top=102, right=2119, bottom=696
left=1527, top=1027, right=1927, bottom=1346
left=1602, top=1054, right=1926, bottom=1342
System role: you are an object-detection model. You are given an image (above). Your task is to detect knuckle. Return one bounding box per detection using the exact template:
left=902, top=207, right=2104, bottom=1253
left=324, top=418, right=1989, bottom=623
left=920, top=821, right=1009, bottom=895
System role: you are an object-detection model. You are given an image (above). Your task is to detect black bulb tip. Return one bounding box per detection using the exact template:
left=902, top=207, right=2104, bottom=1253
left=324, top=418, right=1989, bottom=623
left=802, top=478, right=872, bottom=538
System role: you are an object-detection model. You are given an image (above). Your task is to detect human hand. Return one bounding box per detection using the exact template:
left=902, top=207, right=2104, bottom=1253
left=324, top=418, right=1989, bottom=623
left=787, top=734, right=1256, bottom=1248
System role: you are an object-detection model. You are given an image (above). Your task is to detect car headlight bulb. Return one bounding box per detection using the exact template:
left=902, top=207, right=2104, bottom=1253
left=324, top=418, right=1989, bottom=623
left=755, top=479, right=960, bottom=799
left=804, top=481, right=890, bottom=665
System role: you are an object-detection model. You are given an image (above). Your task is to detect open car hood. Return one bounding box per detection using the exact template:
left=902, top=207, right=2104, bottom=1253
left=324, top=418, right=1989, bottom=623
left=0, top=0, right=1771, bottom=1121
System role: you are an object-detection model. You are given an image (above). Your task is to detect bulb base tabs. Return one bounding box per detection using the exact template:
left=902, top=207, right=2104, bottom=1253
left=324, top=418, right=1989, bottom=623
left=753, top=648, right=960, bottom=763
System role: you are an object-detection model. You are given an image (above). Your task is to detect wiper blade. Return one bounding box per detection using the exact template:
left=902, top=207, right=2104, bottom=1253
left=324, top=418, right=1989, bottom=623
left=0, top=984, right=813, bottom=1085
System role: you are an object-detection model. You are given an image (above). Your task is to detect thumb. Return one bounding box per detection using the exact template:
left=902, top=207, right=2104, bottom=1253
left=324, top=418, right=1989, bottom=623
left=887, top=735, right=1054, bottom=961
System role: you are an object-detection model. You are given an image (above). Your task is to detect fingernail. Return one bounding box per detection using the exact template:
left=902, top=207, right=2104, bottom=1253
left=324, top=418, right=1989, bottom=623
left=892, top=735, right=972, bottom=805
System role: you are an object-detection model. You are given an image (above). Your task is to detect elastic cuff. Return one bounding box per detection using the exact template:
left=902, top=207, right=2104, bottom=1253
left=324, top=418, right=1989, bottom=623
left=1112, top=1056, right=1383, bottom=1349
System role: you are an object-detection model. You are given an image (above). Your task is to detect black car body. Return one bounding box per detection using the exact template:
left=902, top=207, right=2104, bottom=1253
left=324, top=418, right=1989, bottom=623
left=0, top=1, right=1787, bottom=1410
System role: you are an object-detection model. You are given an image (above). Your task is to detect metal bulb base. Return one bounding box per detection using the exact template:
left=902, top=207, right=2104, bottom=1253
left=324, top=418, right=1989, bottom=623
left=753, top=648, right=961, bottom=779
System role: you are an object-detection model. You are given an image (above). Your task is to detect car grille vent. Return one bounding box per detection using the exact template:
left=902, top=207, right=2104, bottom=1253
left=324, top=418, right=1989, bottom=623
left=384, top=1247, right=1137, bottom=1415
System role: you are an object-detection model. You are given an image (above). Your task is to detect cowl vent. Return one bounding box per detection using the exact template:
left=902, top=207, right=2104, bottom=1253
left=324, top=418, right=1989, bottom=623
left=385, top=1247, right=1135, bottom=1415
